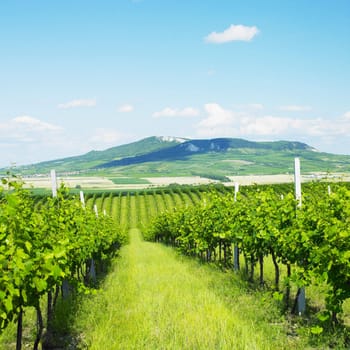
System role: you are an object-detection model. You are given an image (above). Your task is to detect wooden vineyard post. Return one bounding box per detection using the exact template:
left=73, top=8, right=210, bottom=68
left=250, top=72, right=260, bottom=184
left=234, top=182, right=240, bottom=271
left=294, top=158, right=306, bottom=315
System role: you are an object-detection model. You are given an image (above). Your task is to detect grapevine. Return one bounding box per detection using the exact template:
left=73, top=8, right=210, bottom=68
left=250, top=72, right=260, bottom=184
left=0, top=176, right=125, bottom=349
left=146, top=183, right=350, bottom=321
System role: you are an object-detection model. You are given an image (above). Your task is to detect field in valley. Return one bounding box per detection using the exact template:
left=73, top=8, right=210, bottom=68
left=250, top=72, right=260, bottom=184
left=21, top=173, right=350, bottom=191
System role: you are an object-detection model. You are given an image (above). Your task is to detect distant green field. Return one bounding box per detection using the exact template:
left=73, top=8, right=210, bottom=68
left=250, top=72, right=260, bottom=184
left=109, top=177, right=151, bottom=185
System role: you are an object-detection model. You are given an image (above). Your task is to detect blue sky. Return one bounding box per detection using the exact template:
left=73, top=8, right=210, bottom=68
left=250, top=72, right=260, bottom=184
left=1, top=0, right=350, bottom=167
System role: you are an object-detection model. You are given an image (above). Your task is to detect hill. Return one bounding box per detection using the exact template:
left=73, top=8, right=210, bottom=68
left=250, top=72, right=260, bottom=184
left=4, top=136, right=350, bottom=179
left=13, top=136, right=187, bottom=175
left=97, top=138, right=313, bottom=167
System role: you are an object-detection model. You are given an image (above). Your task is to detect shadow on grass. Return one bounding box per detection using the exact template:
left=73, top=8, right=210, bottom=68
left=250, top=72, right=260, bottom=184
left=170, top=247, right=350, bottom=350
left=42, top=258, right=118, bottom=350
left=294, top=310, right=350, bottom=349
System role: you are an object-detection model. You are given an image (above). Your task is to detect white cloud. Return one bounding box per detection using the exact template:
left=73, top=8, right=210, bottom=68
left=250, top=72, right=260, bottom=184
left=240, top=116, right=292, bottom=136
left=118, top=104, right=134, bottom=113
left=205, top=24, right=259, bottom=44
left=198, top=104, right=235, bottom=128
left=57, top=98, right=96, bottom=109
left=0, top=116, right=63, bottom=143
left=195, top=103, right=350, bottom=140
left=342, top=111, right=350, bottom=120
left=0, top=116, right=137, bottom=167
left=0, top=116, right=66, bottom=166
left=279, top=105, right=312, bottom=112
left=153, top=107, right=199, bottom=118
left=153, top=108, right=178, bottom=118
left=180, top=107, right=200, bottom=117
left=12, top=116, right=62, bottom=131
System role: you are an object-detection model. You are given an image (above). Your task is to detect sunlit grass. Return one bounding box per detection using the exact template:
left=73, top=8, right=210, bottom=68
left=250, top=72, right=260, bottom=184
left=72, top=229, right=303, bottom=349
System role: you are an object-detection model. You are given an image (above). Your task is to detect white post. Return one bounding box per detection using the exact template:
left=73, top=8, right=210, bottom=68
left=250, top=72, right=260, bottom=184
left=294, top=158, right=305, bottom=315
left=80, top=190, right=85, bottom=208
left=50, top=169, right=57, bottom=198
left=94, top=204, right=98, bottom=217
left=103, top=209, right=107, bottom=216
left=294, top=158, right=301, bottom=208
left=234, top=182, right=239, bottom=202
left=234, top=182, right=240, bottom=271
left=328, top=185, right=331, bottom=196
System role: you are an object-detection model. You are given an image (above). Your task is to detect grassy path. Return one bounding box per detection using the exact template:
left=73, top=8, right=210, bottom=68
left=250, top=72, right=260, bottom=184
left=74, top=229, right=301, bottom=349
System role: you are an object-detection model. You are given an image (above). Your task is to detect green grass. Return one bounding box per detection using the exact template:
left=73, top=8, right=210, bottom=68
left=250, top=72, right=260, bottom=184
left=109, top=177, right=151, bottom=185
left=71, top=229, right=302, bottom=349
